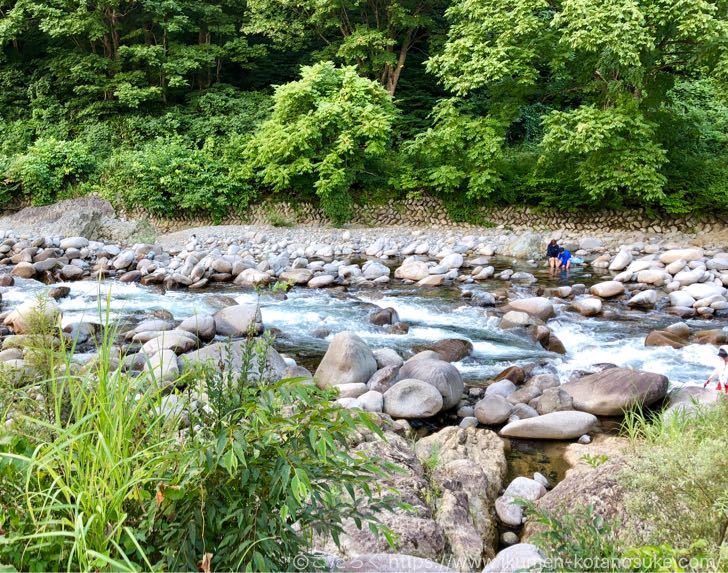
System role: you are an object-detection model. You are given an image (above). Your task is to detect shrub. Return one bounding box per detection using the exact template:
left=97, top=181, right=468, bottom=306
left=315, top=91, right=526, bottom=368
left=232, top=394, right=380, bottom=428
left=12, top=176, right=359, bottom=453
left=396, top=99, right=504, bottom=206
left=243, top=62, right=397, bottom=225
left=0, top=302, right=179, bottom=572
left=3, top=137, right=98, bottom=206
left=101, top=137, right=254, bottom=221
left=144, top=336, right=396, bottom=571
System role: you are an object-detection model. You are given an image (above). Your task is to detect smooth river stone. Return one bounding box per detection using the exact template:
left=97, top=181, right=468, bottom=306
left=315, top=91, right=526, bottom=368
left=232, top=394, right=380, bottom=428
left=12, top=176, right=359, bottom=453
left=499, top=411, right=598, bottom=439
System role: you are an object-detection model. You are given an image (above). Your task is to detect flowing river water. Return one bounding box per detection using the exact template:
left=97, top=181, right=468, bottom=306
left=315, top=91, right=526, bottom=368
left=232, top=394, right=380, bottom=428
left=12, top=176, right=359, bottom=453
left=4, top=256, right=723, bottom=388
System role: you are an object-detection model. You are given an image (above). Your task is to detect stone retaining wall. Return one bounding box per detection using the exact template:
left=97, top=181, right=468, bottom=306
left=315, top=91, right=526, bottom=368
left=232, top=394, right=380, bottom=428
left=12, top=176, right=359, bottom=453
left=123, top=196, right=728, bottom=234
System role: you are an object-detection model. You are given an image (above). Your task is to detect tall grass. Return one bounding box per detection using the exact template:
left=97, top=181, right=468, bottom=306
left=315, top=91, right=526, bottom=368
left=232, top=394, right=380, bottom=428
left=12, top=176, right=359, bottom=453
left=619, top=397, right=728, bottom=558
left=0, top=295, right=180, bottom=571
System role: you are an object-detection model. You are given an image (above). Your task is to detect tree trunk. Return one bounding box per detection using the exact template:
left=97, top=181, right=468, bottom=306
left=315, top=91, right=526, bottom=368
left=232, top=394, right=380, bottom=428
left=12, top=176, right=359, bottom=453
left=383, top=30, right=413, bottom=96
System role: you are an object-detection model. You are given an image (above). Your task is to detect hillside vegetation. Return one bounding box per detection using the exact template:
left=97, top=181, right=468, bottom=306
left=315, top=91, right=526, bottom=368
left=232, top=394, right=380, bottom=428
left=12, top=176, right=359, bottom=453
left=0, top=0, right=726, bottom=224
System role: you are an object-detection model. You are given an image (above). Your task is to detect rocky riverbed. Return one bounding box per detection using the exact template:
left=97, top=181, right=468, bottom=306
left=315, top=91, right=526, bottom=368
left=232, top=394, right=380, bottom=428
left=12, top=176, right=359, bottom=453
left=0, top=205, right=727, bottom=572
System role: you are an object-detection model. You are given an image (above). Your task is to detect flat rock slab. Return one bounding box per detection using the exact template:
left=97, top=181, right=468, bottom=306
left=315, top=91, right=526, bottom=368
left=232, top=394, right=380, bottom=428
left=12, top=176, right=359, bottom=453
left=499, top=411, right=598, bottom=440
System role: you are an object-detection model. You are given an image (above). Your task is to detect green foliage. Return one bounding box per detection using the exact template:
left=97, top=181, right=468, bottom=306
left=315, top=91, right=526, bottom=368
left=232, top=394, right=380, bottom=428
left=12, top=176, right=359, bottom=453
left=423, top=0, right=728, bottom=214
left=396, top=99, right=503, bottom=203
left=244, top=62, right=398, bottom=225
left=3, top=138, right=98, bottom=205
left=620, top=399, right=728, bottom=557
left=143, top=336, right=396, bottom=571
left=540, top=103, right=668, bottom=209
left=525, top=502, right=715, bottom=572
left=101, top=137, right=254, bottom=220
left=0, top=303, right=176, bottom=572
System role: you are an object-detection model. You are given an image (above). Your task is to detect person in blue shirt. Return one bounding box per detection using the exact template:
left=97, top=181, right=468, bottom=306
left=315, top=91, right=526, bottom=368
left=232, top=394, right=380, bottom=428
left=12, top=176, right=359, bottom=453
left=558, top=247, right=572, bottom=270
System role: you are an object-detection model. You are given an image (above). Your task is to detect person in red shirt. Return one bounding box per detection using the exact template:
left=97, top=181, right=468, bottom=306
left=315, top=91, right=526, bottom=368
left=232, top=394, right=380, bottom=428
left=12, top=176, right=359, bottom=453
left=704, top=345, right=728, bottom=393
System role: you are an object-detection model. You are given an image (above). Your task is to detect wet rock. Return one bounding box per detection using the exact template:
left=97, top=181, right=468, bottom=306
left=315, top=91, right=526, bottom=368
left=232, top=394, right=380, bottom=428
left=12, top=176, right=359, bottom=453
left=315, top=331, right=378, bottom=388
left=420, top=338, right=474, bottom=362
left=48, top=286, right=71, bottom=300
left=386, top=322, right=410, bottom=334
left=627, top=289, right=658, bottom=308
left=562, top=368, right=668, bottom=416
left=500, top=311, right=535, bottom=329
left=383, top=379, right=443, bottom=418
left=485, top=379, right=517, bottom=398
left=495, top=366, right=525, bottom=385
left=234, top=268, right=271, bottom=287
left=308, top=274, right=335, bottom=288
left=644, top=330, right=687, bottom=349
left=369, top=307, right=400, bottom=326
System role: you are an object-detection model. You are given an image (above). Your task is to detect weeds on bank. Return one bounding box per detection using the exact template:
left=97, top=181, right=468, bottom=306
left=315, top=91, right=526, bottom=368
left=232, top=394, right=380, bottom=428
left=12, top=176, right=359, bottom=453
left=0, top=296, right=396, bottom=572
left=525, top=397, right=728, bottom=572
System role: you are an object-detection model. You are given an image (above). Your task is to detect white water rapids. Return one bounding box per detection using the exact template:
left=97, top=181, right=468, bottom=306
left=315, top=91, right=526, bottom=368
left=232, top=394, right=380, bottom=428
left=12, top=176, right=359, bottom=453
left=4, top=271, right=726, bottom=389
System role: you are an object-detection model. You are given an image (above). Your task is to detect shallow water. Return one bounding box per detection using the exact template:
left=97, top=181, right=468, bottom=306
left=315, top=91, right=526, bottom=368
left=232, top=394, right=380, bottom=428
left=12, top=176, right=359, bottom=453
left=3, top=257, right=726, bottom=388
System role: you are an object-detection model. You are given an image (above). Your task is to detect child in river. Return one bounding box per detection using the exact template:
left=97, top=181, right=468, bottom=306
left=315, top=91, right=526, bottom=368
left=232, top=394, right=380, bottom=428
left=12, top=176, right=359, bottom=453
left=546, top=240, right=560, bottom=269
left=704, top=345, right=728, bottom=393
left=557, top=247, right=572, bottom=270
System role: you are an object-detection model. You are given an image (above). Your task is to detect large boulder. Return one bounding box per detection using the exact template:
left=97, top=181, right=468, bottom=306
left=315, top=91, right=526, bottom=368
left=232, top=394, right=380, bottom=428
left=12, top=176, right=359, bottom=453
left=683, top=282, right=725, bottom=299
left=398, top=358, right=464, bottom=409
left=383, top=379, right=443, bottom=418
left=3, top=299, right=62, bottom=334
left=663, top=386, right=720, bottom=418
left=499, top=411, right=598, bottom=439
left=506, top=297, right=555, bottom=321
left=0, top=196, right=116, bottom=239
left=315, top=332, right=378, bottom=388
left=317, top=430, right=446, bottom=561
left=213, top=304, right=263, bottom=337
left=415, top=427, right=507, bottom=565
left=142, top=331, right=199, bottom=355
left=562, top=368, right=669, bottom=416
left=502, top=232, right=543, bottom=260
left=234, top=268, right=271, bottom=287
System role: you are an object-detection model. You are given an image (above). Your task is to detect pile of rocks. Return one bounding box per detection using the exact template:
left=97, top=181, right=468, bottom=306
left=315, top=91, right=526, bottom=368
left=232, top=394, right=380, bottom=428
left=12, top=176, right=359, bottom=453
left=587, top=246, right=728, bottom=318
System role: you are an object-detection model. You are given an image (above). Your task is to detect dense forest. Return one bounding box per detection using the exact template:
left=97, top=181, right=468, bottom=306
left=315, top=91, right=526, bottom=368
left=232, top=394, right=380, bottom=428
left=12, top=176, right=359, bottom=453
left=0, top=0, right=726, bottom=224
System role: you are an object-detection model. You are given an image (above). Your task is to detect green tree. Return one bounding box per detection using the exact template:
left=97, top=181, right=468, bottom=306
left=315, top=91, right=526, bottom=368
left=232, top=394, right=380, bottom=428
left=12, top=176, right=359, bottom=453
left=244, top=62, right=398, bottom=224
left=244, top=0, right=447, bottom=95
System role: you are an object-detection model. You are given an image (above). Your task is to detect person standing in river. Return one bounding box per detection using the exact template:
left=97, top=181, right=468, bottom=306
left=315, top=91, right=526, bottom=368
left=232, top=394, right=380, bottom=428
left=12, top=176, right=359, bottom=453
left=546, top=239, right=560, bottom=269
left=704, top=346, right=728, bottom=393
